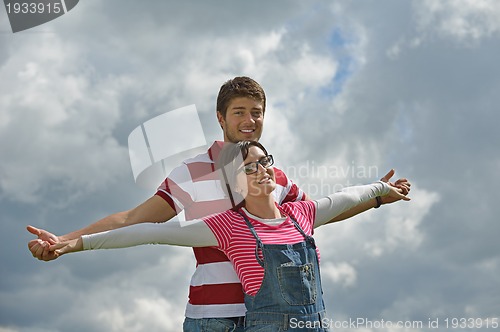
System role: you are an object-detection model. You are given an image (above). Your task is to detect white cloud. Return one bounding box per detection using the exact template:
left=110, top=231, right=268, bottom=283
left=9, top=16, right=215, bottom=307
left=386, top=1, right=500, bottom=59
left=414, top=0, right=500, bottom=42
left=0, top=328, right=19, bottom=332
left=321, top=261, right=357, bottom=288
left=0, top=34, right=131, bottom=204
left=363, top=187, right=441, bottom=257
left=93, top=297, right=182, bottom=332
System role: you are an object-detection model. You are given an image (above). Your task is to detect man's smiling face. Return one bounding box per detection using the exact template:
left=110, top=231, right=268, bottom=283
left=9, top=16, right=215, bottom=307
left=218, top=97, right=264, bottom=143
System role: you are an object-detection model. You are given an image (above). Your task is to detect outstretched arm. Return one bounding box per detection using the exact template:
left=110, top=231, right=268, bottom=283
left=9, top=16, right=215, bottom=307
left=314, top=179, right=410, bottom=228
left=28, top=195, right=177, bottom=261
left=50, top=218, right=218, bottom=257
left=323, top=169, right=410, bottom=224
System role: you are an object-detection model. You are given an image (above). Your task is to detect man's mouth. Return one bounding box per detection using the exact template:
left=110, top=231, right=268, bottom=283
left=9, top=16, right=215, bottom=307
left=240, top=129, right=255, bottom=134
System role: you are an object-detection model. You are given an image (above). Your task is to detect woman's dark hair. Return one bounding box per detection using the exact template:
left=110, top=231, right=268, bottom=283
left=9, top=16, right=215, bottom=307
left=216, top=141, right=269, bottom=210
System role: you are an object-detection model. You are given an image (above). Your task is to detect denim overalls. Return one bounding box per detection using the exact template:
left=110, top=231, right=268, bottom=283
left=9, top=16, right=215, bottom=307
left=239, top=211, right=329, bottom=332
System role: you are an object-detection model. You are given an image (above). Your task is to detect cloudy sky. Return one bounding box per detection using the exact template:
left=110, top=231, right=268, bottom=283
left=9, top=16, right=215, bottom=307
left=1, top=1, right=499, bottom=331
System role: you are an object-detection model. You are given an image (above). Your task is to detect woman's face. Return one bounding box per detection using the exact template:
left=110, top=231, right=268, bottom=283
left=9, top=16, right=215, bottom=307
left=236, top=145, right=276, bottom=199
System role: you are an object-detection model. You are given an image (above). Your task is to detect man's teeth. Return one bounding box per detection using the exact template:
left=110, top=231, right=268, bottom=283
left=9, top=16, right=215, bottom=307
left=241, top=129, right=254, bottom=133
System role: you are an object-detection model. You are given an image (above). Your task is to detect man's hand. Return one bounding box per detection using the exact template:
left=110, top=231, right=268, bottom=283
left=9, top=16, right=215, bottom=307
left=27, top=226, right=60, bottom=261
left=49, top=238, right=83, bottom=257
left=380, top=169, right=411, bottom=205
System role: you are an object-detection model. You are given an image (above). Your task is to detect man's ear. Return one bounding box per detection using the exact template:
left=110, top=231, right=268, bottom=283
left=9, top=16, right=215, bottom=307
left=217, top=111, right=225, bottom=130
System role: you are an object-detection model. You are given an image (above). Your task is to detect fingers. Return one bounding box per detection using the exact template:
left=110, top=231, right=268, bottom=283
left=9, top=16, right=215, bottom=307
left=395, top=179, right=411, bottom=189
left=27, top=225, right=58, bottom=245
left=396, top=188, right=411, bottom=201
left=28, top=238, right=58, bottom=261
left=389, top=186, right=411, bottom=201
left=397, top=183, right=411, bottom=195
left=28, top=238, right=38, bottom=251
left=29, top=239, right=47, bottom=258
left=28, top=239, right=42, bottom=257
left=49, top=243, right=69, bottom=257
left=49, top=243, right=65, bottom=251
left=391, top=178, right=411, bottom=195
left=400, top=193, right=411, bottom=201
left=27, top=225, right=60, bottom=261
left=26, top=225, right=41, bottom=237
left=380, top=169, right=395, bottom=182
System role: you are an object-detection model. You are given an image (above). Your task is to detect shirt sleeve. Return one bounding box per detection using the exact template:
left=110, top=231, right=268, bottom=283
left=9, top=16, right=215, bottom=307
left=202, top=211, right=235, bottom=251
left=82, top=219, right=218, bottom=250
left=155, top=163, right=195, bottom=214
left=273, top=167, right=306, bottom=203
left=313, top=181, right=390, bottom=228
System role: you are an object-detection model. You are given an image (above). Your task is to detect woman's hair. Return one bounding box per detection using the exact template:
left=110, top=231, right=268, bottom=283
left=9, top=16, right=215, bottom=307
left=216, top=141, right=269, bottom=210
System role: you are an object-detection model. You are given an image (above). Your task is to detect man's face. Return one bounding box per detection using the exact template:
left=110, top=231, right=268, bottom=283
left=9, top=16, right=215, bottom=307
left=218, top=97, right=264, bottom=143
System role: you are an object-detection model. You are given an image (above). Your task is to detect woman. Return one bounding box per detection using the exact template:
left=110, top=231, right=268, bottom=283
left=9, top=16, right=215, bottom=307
left=52, top=141, right=410, bottom=331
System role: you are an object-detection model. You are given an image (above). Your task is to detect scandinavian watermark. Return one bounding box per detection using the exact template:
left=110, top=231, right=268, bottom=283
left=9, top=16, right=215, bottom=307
left=127, top=105, right=381, bottom=196
left=282, top=160, right=380, bottom=198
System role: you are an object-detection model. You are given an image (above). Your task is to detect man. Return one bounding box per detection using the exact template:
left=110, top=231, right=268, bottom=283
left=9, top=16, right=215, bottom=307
left=28, top=76, right=409, bottom=332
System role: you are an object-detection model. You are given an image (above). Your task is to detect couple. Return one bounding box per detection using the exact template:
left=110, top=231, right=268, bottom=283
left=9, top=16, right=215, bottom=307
left=48, top=140, right=410, bottom=331
left=28, top=76, right=410, bottom=331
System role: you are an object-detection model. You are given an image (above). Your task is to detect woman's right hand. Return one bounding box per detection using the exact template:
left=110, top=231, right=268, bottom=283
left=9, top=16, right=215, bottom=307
left=27, top=225, right=61, bottom=261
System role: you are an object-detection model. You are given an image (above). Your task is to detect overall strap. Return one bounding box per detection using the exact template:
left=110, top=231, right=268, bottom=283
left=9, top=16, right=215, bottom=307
left=237, top=211, right=265, bottom=267
left=287, top=214, right=316, bottom=248
left=237, top=209, right=316, bottom=268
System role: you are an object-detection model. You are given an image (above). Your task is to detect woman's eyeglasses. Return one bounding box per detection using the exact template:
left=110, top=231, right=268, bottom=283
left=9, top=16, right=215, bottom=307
left=241, top=155, right=274, bottom=175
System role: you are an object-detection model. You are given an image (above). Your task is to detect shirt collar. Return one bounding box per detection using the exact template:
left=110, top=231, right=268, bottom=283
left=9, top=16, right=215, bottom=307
left=208, top=140, right=225, bottom=162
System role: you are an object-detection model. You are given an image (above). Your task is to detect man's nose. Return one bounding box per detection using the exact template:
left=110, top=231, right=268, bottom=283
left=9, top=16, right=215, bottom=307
left=242, top=112, right=255, bottom=124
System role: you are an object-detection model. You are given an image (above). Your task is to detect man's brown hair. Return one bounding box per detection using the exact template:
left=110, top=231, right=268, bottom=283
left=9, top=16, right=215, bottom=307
left=216, top=76, right=266, bottom=118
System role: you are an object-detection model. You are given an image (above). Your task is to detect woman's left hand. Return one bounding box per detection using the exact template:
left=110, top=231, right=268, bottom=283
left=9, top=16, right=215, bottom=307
left=379, top=169, right=411, bottom=204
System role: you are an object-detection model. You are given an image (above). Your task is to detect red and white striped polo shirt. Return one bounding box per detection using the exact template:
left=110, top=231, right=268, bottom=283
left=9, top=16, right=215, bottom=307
left=155, top=141, right=305, bottom=318
left=203, top=200, right=319, bottom=296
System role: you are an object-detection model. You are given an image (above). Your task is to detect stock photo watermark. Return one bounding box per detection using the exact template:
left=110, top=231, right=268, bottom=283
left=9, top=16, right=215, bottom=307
left=3, top=0, right=79, bottom=33
left=289, top=316, right=499, bottom=330
left=283, top=160, right=380, bottom=197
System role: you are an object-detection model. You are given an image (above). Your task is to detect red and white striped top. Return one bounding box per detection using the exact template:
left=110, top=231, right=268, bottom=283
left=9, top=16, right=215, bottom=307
left=204, top=201, right=318, bottom=296
left=155, top=141, right=305, bottom=318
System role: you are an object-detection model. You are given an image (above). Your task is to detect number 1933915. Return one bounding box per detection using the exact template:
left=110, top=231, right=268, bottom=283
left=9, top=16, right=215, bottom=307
left=6, top=2, right=64, bottom=14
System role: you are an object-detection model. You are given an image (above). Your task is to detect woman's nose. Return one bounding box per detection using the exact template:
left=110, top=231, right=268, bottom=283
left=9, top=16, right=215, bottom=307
left=256, top=162, right=266, bottom=173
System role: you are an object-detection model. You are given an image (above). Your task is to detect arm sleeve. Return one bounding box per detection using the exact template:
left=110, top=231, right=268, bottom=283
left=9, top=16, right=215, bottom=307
left=155, top=163, right=195, bottom=214
left=82, top=219, right=218, bottom=250
left=273, top=167, right=306, bottom=203
left=313, top=181, right=390, bottom=228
